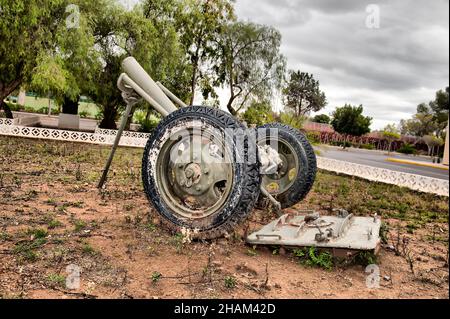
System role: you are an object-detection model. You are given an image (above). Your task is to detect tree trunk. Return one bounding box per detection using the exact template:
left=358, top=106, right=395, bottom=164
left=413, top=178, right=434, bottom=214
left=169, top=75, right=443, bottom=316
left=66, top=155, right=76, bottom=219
left=99, top=105, right=118, bottom=129
left=189, top=57, right=199, bottom=106
left=0, top=99, right=14, bottom=119
left=226, top=96, right=237, bottom=116
left=62, top=96, right=80, bottom=115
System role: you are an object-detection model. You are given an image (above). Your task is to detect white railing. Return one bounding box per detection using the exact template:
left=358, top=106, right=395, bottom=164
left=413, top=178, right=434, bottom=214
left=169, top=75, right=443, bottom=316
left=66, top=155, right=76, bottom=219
left=0, top=124, right=150, bottom=148
left=317, top=157, right=449, bottom=197
left=0, top=118, right=15, bottom=126
left=94, top=128, right=150, bottom=148
left=0, top=122, right=448, bottom=196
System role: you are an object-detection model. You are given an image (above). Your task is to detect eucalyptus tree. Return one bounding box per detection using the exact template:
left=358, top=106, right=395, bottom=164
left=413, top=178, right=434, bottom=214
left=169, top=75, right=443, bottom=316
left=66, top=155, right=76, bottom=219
left=217, top=21, right=286, bottom=115
left=175, top=0, right=235, bottom=105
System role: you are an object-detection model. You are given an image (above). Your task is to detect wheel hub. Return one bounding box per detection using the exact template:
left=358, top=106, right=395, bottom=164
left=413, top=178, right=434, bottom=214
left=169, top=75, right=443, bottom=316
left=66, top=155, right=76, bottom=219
left=183, top=163, right=202, bottom=188
left=156, top=122, right=234, bottom=219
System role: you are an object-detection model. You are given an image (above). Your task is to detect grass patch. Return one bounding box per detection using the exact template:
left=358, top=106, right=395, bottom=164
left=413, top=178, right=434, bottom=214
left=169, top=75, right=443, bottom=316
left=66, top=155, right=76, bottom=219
left=224, top=276, right=237, bottom=289
left=81, top=242, right=96, bottom=255
left=310, top=171, right=448, bottom=225
left=151, top=271, right=162, bottom=283
left=72, top=219, right=87, bottom=232
left=293, top=247, right=333, bottom=270
left=46, top=273, right=66, bottom=287
left=26, top=228, right=48, bottom=239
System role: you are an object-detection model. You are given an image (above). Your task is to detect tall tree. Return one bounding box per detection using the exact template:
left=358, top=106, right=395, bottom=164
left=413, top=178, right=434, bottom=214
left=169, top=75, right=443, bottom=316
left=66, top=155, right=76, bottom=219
left=217, top=21, right=286, bottom=115
left=400, top=113, right=437, bottom=137
left=331, top=104, right=372, bottom=137
left=283, top=70, right=327, bottom=118
left=400, top=87, right=449, bottom=138
left=429, top=87, right=449, bottom=137
left=30, top=0, right=101, bottom=115
left=0, top=0, right=69, bottom=118
left=90, top=2, right=188, bottom=129
left=173, top=0, right=235, bottom=105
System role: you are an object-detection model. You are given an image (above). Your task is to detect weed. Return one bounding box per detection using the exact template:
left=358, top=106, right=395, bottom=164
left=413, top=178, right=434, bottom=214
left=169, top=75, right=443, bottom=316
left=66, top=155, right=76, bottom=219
left=14, top=237, right=47, bottom=262
left=45, top=198, right=57, bottom=206
left=0, top=232, right=11, bottom=241
left=224, top=276, right=237, bottom=289
left=48, top=219, right=63, bottom=229
left=294, top=247, right=333, bottom=270
left=145, top=222, right=157, bottom=232
left=354, top=251, right=378, bottom=266
left=171, top=233, right=185, bottom=254
left=246, top=246, right=258, bottom=257
left=73, top=219, right=87, bottom=232
left=379, top=222, right=389, bottom=244
left=81, top=242, right=96, bottom=255
left=27, top=228, right=48, bottom=239
left=47, top=274, right=66, bottom=287
left=151, top=271, right=162, bottom=283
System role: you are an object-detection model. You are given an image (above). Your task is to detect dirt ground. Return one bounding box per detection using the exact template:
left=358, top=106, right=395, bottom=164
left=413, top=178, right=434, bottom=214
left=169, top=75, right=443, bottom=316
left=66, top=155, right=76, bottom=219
left=0, top=137, right=448, bottom=299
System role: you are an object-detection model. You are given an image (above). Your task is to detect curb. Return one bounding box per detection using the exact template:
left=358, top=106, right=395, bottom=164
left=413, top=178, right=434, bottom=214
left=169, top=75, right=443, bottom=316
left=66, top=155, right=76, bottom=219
left=386, top=158, right=449, bottom=171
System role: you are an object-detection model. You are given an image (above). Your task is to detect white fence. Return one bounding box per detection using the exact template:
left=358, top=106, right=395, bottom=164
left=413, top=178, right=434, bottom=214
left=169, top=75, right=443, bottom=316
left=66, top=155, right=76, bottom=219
left=0, top=123, right=149, bottom=148
left=316, top=157, right=448, bottom=197
left=0, top=121, right=448, bottom=197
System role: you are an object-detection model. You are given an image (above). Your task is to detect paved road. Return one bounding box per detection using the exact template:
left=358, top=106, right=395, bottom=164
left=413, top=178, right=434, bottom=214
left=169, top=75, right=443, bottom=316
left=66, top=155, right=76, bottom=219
left=316, top=146, right=449, bottom=180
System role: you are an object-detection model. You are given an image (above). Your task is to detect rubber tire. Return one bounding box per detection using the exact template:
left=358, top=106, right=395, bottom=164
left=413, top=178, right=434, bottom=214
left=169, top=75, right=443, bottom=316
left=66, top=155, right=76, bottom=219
left=142, top=106, right=261, bottom=239
left=257, top=123, right=317, bottom=209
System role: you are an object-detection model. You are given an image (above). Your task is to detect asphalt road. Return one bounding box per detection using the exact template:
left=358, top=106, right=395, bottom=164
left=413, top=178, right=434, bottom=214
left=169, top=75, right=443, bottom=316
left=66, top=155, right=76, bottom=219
left=316, top=146, right=449, bottom=180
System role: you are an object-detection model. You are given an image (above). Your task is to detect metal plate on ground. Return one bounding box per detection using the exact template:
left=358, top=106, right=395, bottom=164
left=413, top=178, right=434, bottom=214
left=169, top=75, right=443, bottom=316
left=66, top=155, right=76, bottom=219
left=247, top=212, right=381, bottom=251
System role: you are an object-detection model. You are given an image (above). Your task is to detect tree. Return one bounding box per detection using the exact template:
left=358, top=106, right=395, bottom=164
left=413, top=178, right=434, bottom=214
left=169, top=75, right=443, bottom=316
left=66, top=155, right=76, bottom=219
left=283, top=70, right=327, bottom=118
left=174, top=0, right=235, bottom=105
left=89, top=2, right=187, bottom=129
left=382, top=124, right=401, bottom=154
left=400, top=87, right=449, bottom=138
left=0, top=0, right=70, bottom=118
left=242, top=100, right=273, bottom=126
left=429, top=87, right=449, bottom=137
left=312, top=114, right=331, bottom=124
left=422, top=135, right=444, bottom=157
left=30, top=0, right=101, bottom=115
left=331, top=104, right=372, bottom=138
left=217, top=21, right=286, bottom=115
left=400, top=112, right=438, bottom=137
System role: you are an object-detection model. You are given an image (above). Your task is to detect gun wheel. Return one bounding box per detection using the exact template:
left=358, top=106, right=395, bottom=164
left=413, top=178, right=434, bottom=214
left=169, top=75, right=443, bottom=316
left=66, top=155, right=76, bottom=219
left=142, top=106, right=261, bottom=239
left=257, top=123, right=317, bottom=209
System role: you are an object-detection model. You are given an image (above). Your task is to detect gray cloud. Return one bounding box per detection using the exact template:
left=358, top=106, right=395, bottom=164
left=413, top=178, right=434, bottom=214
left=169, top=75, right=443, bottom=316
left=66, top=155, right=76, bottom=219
left=235, top=0, right=449, bottom=129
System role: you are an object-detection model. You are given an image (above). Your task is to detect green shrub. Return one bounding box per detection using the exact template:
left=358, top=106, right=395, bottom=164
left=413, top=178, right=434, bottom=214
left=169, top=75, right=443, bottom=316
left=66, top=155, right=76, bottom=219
left=293, top=247, right=334, bottom=270
left=139, top=117, right=160, bottom=133
left=79, top=111, right=89, bottom=118
left=397, top=143, right=416, bottom=154
left=360, top=143, right=375, bottom=150
left=36, top=106, right=59, bottom=115
left=306, top=131, right=321, bottom=144
left=5, top=102, right=21, bottom=112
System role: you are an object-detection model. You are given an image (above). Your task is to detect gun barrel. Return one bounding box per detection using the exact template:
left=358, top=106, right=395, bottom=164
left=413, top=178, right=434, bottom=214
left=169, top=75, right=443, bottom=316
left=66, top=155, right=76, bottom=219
left=121, top=57, right=177, bottom=115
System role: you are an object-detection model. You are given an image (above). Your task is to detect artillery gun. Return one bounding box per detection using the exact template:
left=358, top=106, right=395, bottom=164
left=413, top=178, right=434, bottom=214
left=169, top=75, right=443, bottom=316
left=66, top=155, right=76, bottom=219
left=98, top=57, right=380, bottom=254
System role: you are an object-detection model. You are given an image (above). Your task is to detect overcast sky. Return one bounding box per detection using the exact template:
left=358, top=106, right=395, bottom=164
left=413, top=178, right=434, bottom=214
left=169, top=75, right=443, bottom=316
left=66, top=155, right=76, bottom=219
left=122, top=0, right=449, bottom=130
